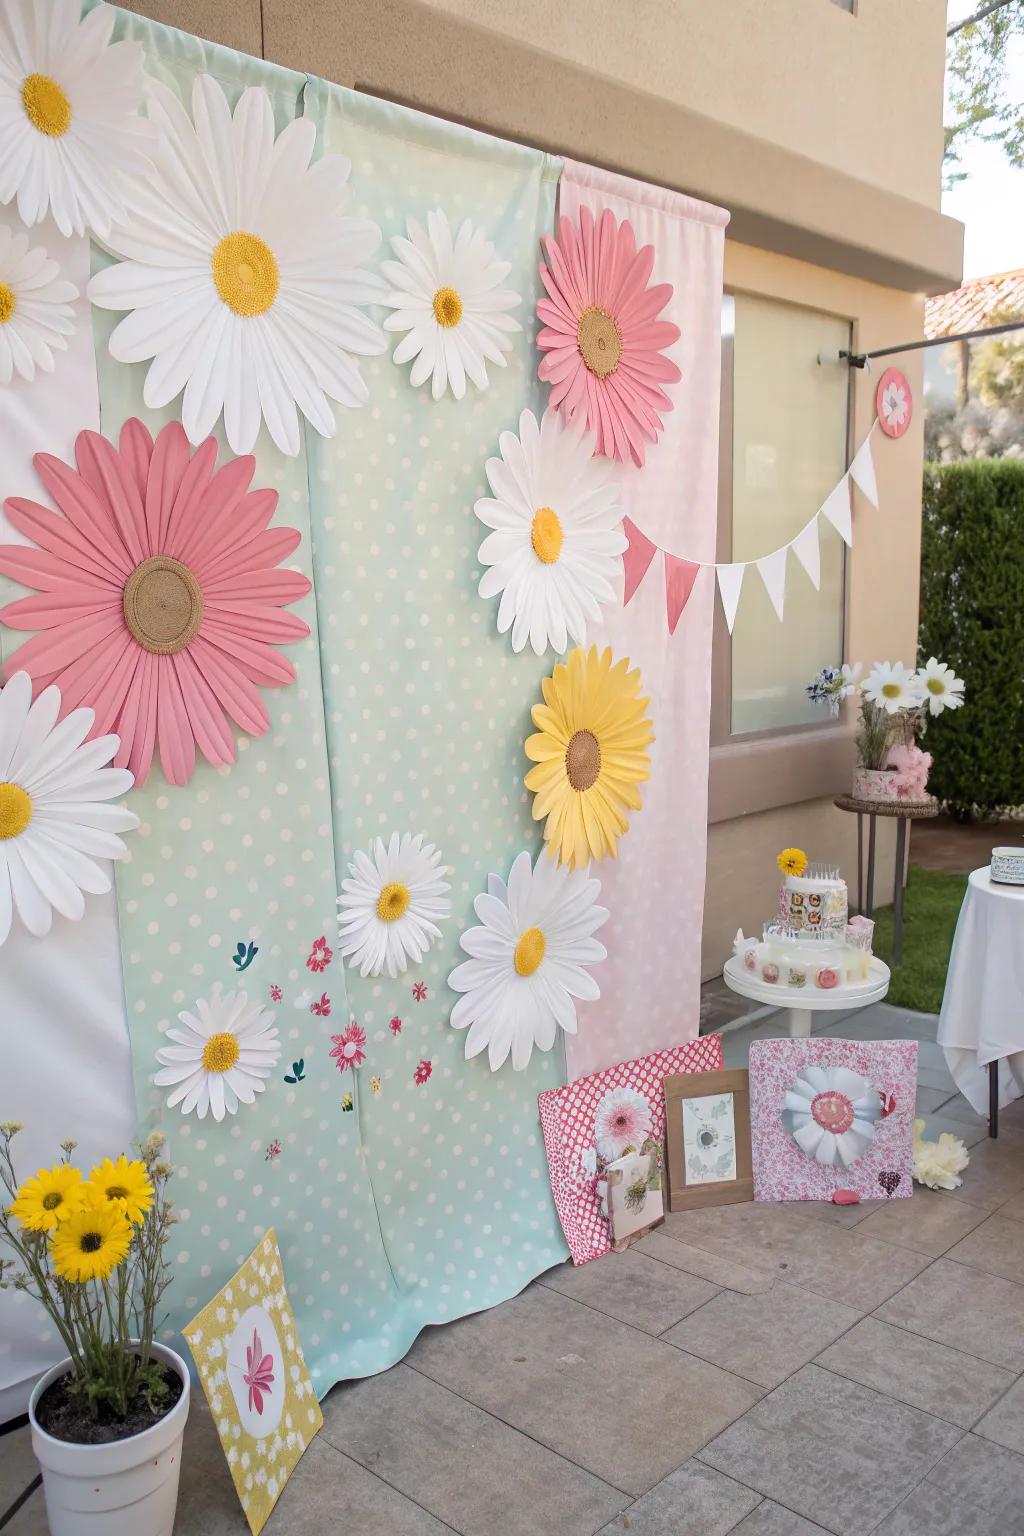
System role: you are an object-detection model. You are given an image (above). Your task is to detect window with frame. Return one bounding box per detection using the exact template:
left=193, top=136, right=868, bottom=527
left=716, top=291, right=851, bottom=740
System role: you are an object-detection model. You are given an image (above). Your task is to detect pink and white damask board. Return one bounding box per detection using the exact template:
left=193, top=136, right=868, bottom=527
left=748, top=1037, right=917, bottom=1204
left=538, top=1035, right=722, bottom=1264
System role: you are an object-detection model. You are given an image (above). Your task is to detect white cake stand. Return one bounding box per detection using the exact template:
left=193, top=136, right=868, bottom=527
left=722, top=954, right=891, bottom=1038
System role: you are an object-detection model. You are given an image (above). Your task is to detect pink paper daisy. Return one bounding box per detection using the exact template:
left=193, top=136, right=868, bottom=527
left=330, top=1021, right=367, bottom=1073
left=0, top=419, right=310, bottom=786
left=536, top=208, right=681, bottom=467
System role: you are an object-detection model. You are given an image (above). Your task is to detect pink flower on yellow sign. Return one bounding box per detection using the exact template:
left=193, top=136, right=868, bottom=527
left=536, top=208, right=680, bottom=467
left=243, top=1328, right=275, bottom=1416
left=0, top=419, right=310, bottom=786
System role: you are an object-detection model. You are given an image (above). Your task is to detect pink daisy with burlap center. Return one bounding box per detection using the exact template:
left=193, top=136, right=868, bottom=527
left=0, top=419, right=310, bottom=786
left=536, top=207, right=681, bottom=468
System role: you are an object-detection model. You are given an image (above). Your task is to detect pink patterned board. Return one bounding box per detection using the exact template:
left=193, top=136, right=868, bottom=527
left=749, top=1037, right=917, bottom=1203
left=539, top=1036, right=722, bottom=1264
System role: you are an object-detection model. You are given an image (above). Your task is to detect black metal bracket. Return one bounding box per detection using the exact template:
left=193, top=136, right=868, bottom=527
left=840, top=317, right=1024, bottom=369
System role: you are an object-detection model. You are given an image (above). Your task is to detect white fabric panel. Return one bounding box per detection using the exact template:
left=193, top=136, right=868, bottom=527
left=937, top=867, right=1024, bottom=1117
left=0, top=208, right=135, bottom=1423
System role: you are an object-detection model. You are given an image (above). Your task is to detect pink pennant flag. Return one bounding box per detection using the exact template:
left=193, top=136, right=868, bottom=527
left=621, top=516, right=659, bottom=606
left=664, top=553, right=701, bottom=635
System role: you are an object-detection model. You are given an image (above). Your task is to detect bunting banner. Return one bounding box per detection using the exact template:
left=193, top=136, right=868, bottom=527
left=622, top=422, right=881, bottom=634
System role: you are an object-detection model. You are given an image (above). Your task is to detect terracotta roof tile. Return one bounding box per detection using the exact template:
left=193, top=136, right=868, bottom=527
left=925, top=269, right=1024, bottom=340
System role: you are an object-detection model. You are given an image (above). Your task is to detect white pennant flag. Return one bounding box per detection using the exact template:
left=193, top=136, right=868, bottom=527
left=821, top=475, right=853, bottom=546
left=716, top=562, right=746, bottom=634
left=756, top=546, right=788, bottom=621
left=791, top=517, right=821, bottom=590
left=849, top=434, right=879, bottom=509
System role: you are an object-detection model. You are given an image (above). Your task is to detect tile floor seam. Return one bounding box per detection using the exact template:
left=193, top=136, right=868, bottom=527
left=535, top=1268, right=723, bottom=1335
left=967, top=1367, right=1024, bottom=1435
left=693, top=1438, right=848, bottom=1536
left=942, top=1248, right=1024, bottom=1285
left=395, top=1356, right=642, bottom=1502
left=858, top=1427, right=971, bottom=1536
left=287, top=1429, right=466, bottom=1536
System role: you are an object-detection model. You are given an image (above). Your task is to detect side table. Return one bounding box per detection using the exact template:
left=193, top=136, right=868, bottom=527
left=833, top=795, right=938, bottom=964
left=723, top=954, right=891, bottom=1038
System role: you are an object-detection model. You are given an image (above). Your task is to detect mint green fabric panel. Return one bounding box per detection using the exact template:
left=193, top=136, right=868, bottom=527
left=303, top=81, right=570, bottom=1338
left=92, top=13, right=398, bottom=1386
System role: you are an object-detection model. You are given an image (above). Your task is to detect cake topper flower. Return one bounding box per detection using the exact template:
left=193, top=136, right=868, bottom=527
left=536, top=207, right=681, bottom=467
left=776, top=848, right=808, bottom=877
left=0, top=419, right=311, bottom=786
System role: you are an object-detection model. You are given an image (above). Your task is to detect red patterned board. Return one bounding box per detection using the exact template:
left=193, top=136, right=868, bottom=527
left=539, top=1036, right=722, bottom=1265
left=749, top=1037, right=917, bottom=1203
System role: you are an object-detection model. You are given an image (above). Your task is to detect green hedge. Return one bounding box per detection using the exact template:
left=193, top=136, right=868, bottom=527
left=920, top=460, right=1024, bottom=818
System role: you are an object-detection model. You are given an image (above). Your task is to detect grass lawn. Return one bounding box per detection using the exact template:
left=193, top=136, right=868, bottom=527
left=872, top=866, right=968, bottom=1015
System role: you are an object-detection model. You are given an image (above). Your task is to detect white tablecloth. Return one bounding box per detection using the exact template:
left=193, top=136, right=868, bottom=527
left=937, top=866, right=1024, bottom=1115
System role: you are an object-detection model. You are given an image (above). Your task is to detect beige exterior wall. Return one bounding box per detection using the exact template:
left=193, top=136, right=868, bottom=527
left=412, top=0, right=948, bottom=210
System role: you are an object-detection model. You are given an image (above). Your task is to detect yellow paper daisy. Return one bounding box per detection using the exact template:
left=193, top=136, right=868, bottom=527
left=86, top=1155, right=154, bottom=1227
left=777, top=848, right=808, bottom=877
left=9, top=1163, right=86, bottom=1233
left=50, top=1197, right=132, bottom=1284
left=525, top=645, right=654, bottom=869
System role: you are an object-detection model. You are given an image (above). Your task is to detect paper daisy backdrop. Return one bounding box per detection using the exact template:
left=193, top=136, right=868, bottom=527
left=1, top=6, right=727, bottom=1412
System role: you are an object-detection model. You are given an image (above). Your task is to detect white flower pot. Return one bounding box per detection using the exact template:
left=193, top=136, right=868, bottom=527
left=28, top=1342, right=190, bottom=1536
left=853, top=767, right=901, bottom=803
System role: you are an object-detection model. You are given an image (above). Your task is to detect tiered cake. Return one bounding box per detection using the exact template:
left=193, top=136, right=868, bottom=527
left=733, top=849, right=874, bottom=991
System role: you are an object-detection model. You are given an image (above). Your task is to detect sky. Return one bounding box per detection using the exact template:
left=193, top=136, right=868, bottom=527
left=943, top=0, right=1024, bottom=278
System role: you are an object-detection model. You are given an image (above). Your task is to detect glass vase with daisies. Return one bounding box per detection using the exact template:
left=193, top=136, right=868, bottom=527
left=806, top=657, right=965, bottom=804
left=0, top=1124, right=190, bottom=1535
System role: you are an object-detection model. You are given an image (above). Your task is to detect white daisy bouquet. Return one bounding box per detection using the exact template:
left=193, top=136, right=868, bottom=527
left=0, top=1126, right=177, bottom=1429
left=806, top=657, right=965, bottom=770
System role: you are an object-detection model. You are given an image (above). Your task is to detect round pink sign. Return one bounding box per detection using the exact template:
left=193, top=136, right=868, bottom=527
left=876, top=367, right=912, bottom=438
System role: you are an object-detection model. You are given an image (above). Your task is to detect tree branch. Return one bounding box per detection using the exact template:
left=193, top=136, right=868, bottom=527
left=948, top=0, right=1018, bottom=37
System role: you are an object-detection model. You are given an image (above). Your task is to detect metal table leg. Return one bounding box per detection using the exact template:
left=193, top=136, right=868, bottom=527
left=855, top=811, right=864, bottom=915
left=892, top=817, right=908, bottom=966
left=990, top=1059, right=999, bottom=1139
left=865, top=814, right=877, bottom=920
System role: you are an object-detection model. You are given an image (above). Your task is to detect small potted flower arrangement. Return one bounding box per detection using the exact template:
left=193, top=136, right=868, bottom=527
left=0, top=1124, right=188, bottom=1536
left=806, top=657, right=964, bottom=804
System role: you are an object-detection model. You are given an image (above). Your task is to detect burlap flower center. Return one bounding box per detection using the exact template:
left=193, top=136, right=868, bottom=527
left=123, top=556, right=204, bottom=655
left=577, top=305, right=622, bottom=379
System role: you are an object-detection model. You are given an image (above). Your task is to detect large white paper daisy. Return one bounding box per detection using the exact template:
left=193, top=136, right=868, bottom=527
left=381, top=209, right=521, bottom=400
left=862, top=661, right=923, bottom=715
left=448, top=850, right=609, bottom=1072
left=0, top=0, right=151, bottom=238
left=783, top=1066, right=881, bottom=1167
left=0, top=225, right=77, bottom=384
left=337, top=831, right=451, bottom=979
left=88, top=74, right=387, bottom=457
left=475, top=409, right=627, bottom=655
left=0, top=671, right=137, bottom=945
left=154, top=990, right=281, bottom=1123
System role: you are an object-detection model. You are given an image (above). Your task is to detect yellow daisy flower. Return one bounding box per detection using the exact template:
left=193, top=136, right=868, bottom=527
left=9, top=1163, right=86, bottom=1233
left=50, top=1197, right=132, bottom=1284
left=525, top=646, right=654, bottom=869
left=86, top=1155, right=153, bottom=1226
left=777, top=848, right=808, bottom=877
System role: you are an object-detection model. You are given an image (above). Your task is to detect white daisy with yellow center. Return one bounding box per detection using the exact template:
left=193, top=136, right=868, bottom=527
left=862, top=660, right=924, bottom=715
left=380, top=209, right=521, bottom=400
left=88, top=73, right=387, bottom=457
left=475, top=408, right=628, bottom=655
left=337, top=831, right=451, bottom=979
left=0, top=672, right=138, bottom=946
left=448, top=850, right=609, bottom=1073
left=154, top=990, right=281, bottom=1122
left=915, top=657, right=965, bottom=717
left=0, top=225, right=78, bottom=385
left=0, top=0, right=151, bottom=237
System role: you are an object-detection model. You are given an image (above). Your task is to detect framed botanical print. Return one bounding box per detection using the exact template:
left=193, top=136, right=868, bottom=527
left=663, top=1068, right=753, bottom=1211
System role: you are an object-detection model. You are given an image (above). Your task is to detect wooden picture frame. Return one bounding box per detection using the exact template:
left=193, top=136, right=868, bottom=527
left=663, top=1068, right=753, bottom=1211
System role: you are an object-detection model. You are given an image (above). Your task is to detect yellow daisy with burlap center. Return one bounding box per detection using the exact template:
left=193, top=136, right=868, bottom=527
left=525, top=645, right=654, bottom=869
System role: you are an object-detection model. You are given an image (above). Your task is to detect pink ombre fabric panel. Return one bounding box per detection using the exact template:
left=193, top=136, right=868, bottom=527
left=556, top=162, right=728, bottom=1078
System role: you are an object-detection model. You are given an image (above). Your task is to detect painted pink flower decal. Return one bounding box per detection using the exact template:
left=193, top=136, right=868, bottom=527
left=414, top=1058, right=432, bottom=1085
left=0, top=419, right=311, bottom=786
left=269, top=984, right=283, bottom=1003
left=330, top=1021, right=367, bottom=1072
left=536, top=207, right=680, bottom=467
left=243, top=1328, right=275, bottom=1415
left=311, top=992, right=332, bottom=1017
left=389, top=1015, right=403, bottom=1035
left=412, top=981, right=427, bottom=1003
left=307, top=936, right=333, bottom=973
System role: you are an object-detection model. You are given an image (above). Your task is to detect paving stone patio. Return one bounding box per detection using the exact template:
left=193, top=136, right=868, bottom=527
left=4, top=1000, right=1024, bottom=1536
